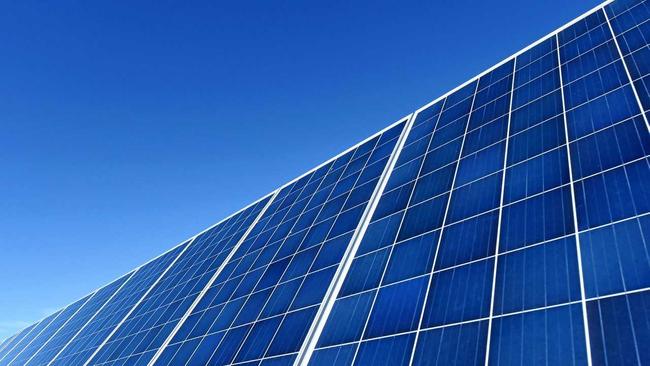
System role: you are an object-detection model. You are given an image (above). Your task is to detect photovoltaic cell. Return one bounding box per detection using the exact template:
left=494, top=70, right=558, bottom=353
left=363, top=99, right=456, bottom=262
left=6, top=0, right=649, bottom=365
left=84, top=195, right=272, bottom=365
left=47, top=241, right=189, bottom=366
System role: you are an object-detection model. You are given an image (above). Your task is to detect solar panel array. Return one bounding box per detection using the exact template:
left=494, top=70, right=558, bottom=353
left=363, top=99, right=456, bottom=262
left=3, top=0, right=649, bottom=365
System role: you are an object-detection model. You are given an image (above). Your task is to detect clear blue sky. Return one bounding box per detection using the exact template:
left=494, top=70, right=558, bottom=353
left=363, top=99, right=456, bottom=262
left=0, top=0, right=602, bottom=340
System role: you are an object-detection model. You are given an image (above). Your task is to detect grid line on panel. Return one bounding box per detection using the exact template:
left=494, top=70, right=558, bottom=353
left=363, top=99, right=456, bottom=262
left=603, top=7, right=650, bottom=132
left=23, top=272, right=137, bottom=366
left=5, top=295, right=95, bottom=366
left=295, top=116, right=415, bottom=366
left=146, top=189, right=280, bottom=366
left=47, top=241, right=190, bottom=366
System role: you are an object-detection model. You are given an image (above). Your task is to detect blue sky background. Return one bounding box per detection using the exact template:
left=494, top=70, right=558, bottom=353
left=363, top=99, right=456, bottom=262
left=0, top=0, right=602, bottom=340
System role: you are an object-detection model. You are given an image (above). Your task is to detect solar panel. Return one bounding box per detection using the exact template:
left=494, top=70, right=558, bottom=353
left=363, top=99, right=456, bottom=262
left=21, top=274, right=133, bottom=366
left=47, top=241, right=190, bottom=366
left=6, top=0, right=649, bottom=365
left=147, top=120, right=408, bottom=366
left=84, top=195, right=273, bottom=365
left=1, top=295, right=92, bottom=366
left=0, top=323, right=38, bottom=362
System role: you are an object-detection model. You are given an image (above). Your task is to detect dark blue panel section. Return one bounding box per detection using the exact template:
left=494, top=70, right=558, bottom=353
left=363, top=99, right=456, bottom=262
left=574, top=159, right=650, bottom=230
left=500, top=186, right=574, bottom=252
left=383, top=231, right=439, bottom=285
left=570, top=116, right=650, bottom=179
left=412, top=320, right=488, bottom=366
left=504, top=147, right=570, bottom=204
left=339, top=248, right=390, bottom=298
left=316, top=292, right=374, bottom=348
left=435, top=211, right=498, bottom=270
left=354, top=334, right=415, bottom=366
left=266, top=307, right=317, bottom=357
left=422, top=258, right=494, bottom=327
left=488, top=304, right=588, bottom=366
left=506, top=115, right=566, bottom=166
left=308, top=344, right=356, bottom=366
left=565, top=85, right=640, bottom=141
left=493, top=237, right=581, bottom=315
left=397, top=194, right=448, bottom=241
left=580, top=216, right=650, bottom=298
left=587, top=290, right=650, bottom=366
left=356, top=212, right=402, bottom=256
left=364, top=277, right=428, bottom=339
left=447, top=173, right=502, bottom=224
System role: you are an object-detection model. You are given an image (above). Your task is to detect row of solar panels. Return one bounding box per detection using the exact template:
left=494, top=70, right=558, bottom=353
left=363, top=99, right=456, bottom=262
left=2, top=0, right=649, bottom=365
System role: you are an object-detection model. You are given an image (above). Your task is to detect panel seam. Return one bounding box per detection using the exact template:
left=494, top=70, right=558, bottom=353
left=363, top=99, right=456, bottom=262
left=146, top=190, right=280, bottom=366
left=45, top=269, right=140, bottom=366
left=482, top=57, right=519, bottom=366
left=7, top=294, right=95, bottom=366
left=82, top=237, right=196, bottom=366
left=294, top=115, right=414, bottom=366
left=555, top=32, right=594, bottom=366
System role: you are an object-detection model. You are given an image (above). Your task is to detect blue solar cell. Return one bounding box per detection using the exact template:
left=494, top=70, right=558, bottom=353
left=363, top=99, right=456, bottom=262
left=587, top=290, right=650, bottom=365
left=422, top=258, right=494, bottom=327
left=354, top=334, right=414, bottom=366
left=580, top=215, right=650, bottom=297
left=412, top=321, right=488, bottom=366
left=488, top=304, right=588, bottom=365
left=493, top=236, right=582, bottom=314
